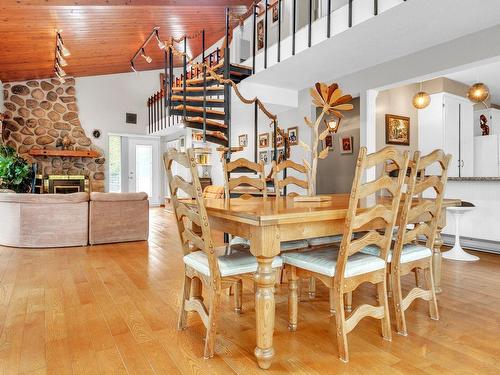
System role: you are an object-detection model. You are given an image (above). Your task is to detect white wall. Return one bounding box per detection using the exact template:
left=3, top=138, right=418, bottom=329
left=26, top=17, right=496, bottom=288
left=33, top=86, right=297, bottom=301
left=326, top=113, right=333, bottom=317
left=76, top=69, right=164, bottom=192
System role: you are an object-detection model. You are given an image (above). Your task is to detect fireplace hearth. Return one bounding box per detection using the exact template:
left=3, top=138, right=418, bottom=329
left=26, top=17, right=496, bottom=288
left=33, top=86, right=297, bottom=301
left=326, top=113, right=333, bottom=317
left=43, top=175, right=90, bottom=194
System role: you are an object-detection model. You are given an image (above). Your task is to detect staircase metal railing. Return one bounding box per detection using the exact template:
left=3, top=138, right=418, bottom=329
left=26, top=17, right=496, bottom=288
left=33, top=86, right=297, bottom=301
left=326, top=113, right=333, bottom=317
left=146, top=0, right=395, bottom=155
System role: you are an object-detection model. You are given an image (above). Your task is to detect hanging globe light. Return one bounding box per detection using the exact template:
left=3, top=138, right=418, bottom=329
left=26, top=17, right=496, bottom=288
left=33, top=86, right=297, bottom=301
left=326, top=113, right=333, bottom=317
left=467, top=83, right=490, bottom=103
left=412, top=91, right=431, bottom=109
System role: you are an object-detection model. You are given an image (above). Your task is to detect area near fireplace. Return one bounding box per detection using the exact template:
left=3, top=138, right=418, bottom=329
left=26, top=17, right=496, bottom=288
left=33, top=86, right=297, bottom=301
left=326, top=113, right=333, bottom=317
left=1, top=77, right=105, bottom=192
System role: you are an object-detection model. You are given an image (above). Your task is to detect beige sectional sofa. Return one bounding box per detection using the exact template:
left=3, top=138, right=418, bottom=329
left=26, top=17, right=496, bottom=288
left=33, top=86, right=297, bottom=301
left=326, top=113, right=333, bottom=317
left=89, top=192, right=149, bottom=245
left=0, top=192, right=149, bottom=248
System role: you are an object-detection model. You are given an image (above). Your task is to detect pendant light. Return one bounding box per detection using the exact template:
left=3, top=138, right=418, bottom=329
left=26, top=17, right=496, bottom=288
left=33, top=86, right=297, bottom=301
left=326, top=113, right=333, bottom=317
left=467, top=82, right=490, bottom=104
left=412, top=82, right=431, bottom=109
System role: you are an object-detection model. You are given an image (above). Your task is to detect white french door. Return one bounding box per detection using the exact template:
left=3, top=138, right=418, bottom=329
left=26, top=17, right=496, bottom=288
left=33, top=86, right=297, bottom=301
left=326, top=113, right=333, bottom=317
left=128, top=137, right=160, bottom=205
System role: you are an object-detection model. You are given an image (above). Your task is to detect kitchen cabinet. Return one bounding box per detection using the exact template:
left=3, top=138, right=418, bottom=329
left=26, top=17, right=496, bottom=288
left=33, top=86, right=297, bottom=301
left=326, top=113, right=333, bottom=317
left=418, top=93, right=474, bottom=177
left=474, top=135, right=500, bottom=177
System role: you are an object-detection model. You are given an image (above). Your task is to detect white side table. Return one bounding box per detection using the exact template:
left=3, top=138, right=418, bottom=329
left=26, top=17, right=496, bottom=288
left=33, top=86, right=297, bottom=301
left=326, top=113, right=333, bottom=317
left=442, top=205, right=479, bottom=262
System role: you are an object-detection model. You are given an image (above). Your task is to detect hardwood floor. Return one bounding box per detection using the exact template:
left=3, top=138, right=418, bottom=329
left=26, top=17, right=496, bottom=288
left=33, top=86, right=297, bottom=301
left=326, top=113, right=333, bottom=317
left=0, top=207, right=499, bottom=374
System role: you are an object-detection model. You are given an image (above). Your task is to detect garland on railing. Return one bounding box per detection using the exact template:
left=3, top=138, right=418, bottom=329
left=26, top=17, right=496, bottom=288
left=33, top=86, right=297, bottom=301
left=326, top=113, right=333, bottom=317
left=166, top=43, right=277, bottom=121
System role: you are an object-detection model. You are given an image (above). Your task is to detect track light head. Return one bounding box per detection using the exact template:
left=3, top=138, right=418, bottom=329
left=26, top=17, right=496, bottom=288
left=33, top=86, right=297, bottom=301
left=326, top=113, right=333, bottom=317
left=130, top=61, right=137, bottom=72
left=155, top=30, right=166, bottom=49
left=55, top=62, right=67, bottom=77
left=56, top=48, right=68, bottom=66
left=55, top=70, right=66, bottom=83
left=57, top=33, right=71, bottom=57
left=141, top=48, right=152, bottom=63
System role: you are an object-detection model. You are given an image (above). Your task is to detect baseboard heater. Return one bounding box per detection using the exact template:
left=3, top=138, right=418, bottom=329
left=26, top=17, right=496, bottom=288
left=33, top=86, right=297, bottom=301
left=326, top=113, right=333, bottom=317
left=441, top=234, right=500, bottom=255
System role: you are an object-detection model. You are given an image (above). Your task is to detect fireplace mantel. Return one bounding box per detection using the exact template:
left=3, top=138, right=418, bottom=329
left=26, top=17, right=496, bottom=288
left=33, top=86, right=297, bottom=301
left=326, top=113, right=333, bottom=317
left=29, top=149, right=99, bottom=158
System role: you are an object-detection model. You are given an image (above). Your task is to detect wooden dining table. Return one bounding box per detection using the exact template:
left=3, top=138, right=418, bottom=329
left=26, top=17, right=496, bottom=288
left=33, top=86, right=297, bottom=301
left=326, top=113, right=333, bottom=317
left=202, top=193, right=461, bottom=369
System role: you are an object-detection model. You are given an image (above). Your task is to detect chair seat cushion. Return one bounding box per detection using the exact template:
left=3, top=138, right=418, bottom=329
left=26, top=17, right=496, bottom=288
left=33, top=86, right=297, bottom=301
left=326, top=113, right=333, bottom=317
left=184, top=249, right=283, bottom=277
left=307, top=235, right=343, bottom=247
left=280, top=240, right=309, bottom=251
left=230, top=237, right=308, bottom=252
left=361, top=244, right=432, bottom=263
left=282, top=247, right=386, bottom=278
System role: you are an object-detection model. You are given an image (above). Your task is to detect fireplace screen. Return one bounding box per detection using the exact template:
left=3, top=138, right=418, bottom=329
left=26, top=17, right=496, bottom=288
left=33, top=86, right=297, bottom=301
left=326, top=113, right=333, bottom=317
left=45, top=175, right=89, bottom=194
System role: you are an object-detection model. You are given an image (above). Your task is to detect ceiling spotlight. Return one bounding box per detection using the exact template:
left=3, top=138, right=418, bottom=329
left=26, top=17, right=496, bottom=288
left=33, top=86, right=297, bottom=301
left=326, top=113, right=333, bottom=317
left=155, top=30, right=166, bottom=50
left=57, top=33, right=71, bottom=57
left=55, top=70, right=66, bottom=83
left=141, top=48, right=152, bottom=63
left=468, top=82, right=490, bottom=104
left=56, top=48, right=68, bottom=66
left=55, top=62, right=67, bottom=77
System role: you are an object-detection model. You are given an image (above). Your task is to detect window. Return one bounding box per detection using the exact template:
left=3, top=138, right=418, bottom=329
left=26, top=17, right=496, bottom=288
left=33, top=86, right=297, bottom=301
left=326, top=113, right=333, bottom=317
left=108, top=135, right=121, bottom=192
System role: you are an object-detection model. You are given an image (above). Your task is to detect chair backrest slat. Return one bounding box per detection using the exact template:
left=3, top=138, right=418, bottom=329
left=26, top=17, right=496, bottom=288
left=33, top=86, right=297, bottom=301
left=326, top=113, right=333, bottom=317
left=272, top=160, right=310, bottom=198
left=164, top=148, right=221, bottom=280
left=336, top=147, right=409, bottom=282
left=392, top=149, right=451, bottom=265
left=223, top=157, right=267, bottom=198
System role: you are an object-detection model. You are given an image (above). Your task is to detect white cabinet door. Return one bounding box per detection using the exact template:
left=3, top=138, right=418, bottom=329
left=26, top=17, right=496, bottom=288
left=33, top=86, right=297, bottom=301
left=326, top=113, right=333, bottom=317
left=474, top=135, right=499, bottom=177
left=443, top=96, right=460, bottom=177
left=460, top=100, right=474, bottom=177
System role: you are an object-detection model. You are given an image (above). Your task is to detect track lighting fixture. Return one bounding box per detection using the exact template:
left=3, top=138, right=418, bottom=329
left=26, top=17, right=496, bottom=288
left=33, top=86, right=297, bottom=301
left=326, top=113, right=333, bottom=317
left=141, top=48, right=152, bottom=63
left=56, top=48, right=68, bottom=67
left=55, top=70, right=66, bottom=84
left=131, top=27, right=166, bottom=72
left=155, top=30, right=166, bottom=50
left=56, top=32, right=71, bottom=57
left=55, top=61, right=67, bottom=77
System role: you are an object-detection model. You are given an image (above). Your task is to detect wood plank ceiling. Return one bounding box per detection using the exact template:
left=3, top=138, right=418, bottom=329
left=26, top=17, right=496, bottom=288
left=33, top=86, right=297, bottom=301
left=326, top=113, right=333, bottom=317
left=0, top=0, right=254, bottom=82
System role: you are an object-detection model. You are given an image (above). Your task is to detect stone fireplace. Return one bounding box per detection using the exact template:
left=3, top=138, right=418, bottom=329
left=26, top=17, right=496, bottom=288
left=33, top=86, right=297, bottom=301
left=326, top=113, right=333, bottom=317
left=1, top=77, right=105, bottom=192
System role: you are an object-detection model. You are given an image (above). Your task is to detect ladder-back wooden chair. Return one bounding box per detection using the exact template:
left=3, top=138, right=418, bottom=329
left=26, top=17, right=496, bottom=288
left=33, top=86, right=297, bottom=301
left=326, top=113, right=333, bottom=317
left=164, top=148, right=283, bottom=359
left=272, top=159, right=309, bottom=198
left=283, top=146, right=409, bottom=362
left=390, top=149, right=451, bottom=335
left=222, top=157, right=268, bottom=199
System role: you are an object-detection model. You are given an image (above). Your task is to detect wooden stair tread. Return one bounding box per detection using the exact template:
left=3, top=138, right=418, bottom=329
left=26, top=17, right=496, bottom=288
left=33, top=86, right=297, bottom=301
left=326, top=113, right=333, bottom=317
left=172, top=86, right=223, bottom=92
left=171, top=95, right=224, bottom=103
left=185, top=116, right=228, bottom=129
left=206, top=131, right=227, bottom=141
left=173, top=105, right=224, bottom=116
left=186, top=76, right=221, bottom=86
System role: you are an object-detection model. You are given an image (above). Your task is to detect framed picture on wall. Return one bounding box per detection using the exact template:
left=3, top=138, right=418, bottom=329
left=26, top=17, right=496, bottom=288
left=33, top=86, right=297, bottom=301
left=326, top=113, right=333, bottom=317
left=271, top=131, right=283, bottom=147
left=259, top=132, right=269, bottom=148
left=259, top=150, right=269, bottom=165
left=385, top=114, right=410, bottom=146
left=340, top=136, right=353, bottom=154
left=287, top=126, right=298, bottom=145
left=272, top=3, right=279, bottom=23
left=238, top=134, right=248, bottom=147
left=257, top=20, right=264, bottom=50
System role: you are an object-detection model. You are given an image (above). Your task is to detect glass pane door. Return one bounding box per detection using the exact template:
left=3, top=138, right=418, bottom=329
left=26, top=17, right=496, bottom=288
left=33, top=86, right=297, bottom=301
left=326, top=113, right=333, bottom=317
left=134, top=144, right=153, bottom=197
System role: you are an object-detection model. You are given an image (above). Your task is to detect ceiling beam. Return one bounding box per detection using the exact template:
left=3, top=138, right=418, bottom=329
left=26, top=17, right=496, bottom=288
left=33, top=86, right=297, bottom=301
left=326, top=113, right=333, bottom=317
left=2, top=0, right=252, bottom=6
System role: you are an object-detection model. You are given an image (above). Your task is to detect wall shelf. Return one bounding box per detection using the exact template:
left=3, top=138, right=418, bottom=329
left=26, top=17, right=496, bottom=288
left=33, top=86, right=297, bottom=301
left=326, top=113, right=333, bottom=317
left=28, top=149, right=99, bottom=158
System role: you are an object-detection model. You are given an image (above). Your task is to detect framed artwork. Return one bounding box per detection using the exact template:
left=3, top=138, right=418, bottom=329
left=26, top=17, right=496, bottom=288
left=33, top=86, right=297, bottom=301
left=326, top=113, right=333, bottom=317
left=272, top=3, right=279, bottom=23
left=287, top=126, right=298, bottom=146
left=259, top=150, right=269, bottom=165
left=270, top=148, right=285, bottom=161
left=271, top=131, right=283, bottom=147
left=238, top=134, right=248, bottom=147
left=385, top=114, right=410, bottom=146
left=257, top=20, right=264, bottom=50
left=324, top=134, right=333, bottom=150
left=340, top=136, right=353, bottom=154
left=259, top=132, right=269, bottom=148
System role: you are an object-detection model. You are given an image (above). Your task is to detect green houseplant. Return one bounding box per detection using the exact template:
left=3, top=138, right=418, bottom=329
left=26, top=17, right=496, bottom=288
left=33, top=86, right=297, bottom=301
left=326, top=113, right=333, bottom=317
left=0, top=145, right=33, bottom=193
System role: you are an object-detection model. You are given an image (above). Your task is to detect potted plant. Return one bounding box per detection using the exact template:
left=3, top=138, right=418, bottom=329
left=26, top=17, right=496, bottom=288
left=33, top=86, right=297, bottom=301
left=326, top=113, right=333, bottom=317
left=0, top=145, right=33, bottom=193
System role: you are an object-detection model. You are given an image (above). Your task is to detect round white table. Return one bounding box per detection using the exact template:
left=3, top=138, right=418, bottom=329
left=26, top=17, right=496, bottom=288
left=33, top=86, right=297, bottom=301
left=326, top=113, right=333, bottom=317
left=442, top=205, right=479, bottom=262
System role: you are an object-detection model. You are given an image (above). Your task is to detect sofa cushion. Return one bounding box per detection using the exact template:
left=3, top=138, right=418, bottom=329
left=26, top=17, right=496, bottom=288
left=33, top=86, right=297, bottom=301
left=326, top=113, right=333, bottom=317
left=282, top=247, right=386, bottom=278
left=184, top=249, right=283, bottom=277
left=90, top=192, right=148, bottom=202
left=0, top=192, right=89, bottom=204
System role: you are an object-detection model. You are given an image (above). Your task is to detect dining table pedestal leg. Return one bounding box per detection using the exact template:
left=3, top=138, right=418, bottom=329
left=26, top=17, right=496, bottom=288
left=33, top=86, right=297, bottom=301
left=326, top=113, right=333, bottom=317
left=254, top=256, right=276, bottom=370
